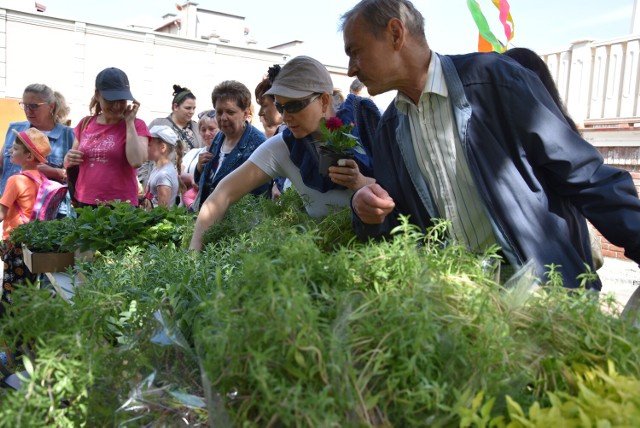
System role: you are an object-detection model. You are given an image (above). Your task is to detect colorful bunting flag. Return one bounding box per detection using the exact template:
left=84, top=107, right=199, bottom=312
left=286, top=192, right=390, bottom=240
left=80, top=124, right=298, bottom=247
left=467, top=0, right=514, bottom=53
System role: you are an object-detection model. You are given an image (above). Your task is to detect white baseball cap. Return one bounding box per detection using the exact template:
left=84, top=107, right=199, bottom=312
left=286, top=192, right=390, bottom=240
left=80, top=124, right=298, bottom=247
left=149, top=125, right=178, bottom=146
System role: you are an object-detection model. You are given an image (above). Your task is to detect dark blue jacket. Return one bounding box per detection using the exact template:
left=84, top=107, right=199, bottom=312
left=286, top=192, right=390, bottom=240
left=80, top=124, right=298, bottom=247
left=354, top=52, right=640, bottom=289
left=337, top=93, right=380, bottom=175
left=194, top=121, right=270, bottom=210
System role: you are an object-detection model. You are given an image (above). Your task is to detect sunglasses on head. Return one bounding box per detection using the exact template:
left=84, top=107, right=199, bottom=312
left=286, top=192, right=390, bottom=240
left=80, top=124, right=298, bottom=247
left=19, top=102, right=47, bottom=111
left=198, top=110, right=216, bottom=119
left=275, top=93, right=321, bottom=114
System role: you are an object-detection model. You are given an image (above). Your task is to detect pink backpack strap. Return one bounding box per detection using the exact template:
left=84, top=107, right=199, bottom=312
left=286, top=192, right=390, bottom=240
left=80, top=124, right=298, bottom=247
left=13, top=171, right=44, bottom=223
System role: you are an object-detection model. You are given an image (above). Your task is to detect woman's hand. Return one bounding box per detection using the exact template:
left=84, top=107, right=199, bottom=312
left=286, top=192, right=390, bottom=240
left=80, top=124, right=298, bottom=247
left=64, top=149, right=84, bottom=168
left=197, top=151, right=213, bottom=173
left=271, top=181, right=282, bottom=200
left=124, top=99, right=148, bottom=168
left=123, top=99, right=140, bottom=124
left=180, top=172, right=196, bottom=189
left=328, top=159, right=375, bottom=191
left=36, top=164, right=66, bottom=182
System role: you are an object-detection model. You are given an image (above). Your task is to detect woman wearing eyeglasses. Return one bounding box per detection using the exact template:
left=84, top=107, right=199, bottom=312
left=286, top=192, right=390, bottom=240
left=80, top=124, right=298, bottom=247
left=189, top=55, right=377, bottom=250
left=0, top=84, right=75, bottom=199
left=191, top=80, right=271, bottom=211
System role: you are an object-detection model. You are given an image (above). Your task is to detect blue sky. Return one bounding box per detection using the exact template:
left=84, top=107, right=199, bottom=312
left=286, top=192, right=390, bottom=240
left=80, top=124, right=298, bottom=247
left=26, top=0, right=636, bottom=66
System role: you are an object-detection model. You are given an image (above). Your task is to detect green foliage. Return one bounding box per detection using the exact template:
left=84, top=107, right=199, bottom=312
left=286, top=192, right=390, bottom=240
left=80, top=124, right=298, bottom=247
left=458, top=362, right=640, bottom=427
left=0, top=202, right=639, bottom=425
left=0, top=247, right=205, bottom=426
left=8, top=203, right=195, bottom=254
left=203, top=189, right=318, bottom=248
left=9, top=216, right=76, bottom=252
left=63, top=203, right=195, bottom=252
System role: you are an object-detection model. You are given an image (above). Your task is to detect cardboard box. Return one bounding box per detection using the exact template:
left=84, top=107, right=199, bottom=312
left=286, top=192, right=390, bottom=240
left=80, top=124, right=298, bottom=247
left=22, top=245, right=74, bottom=274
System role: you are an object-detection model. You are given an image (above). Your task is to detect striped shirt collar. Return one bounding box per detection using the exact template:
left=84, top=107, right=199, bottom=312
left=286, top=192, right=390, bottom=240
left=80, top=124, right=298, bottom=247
left=395, top=52, right=448, bottom=110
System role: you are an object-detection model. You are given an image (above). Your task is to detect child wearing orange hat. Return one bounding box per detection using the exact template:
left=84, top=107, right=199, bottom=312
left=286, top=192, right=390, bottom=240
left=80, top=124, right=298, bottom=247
left=0, top=127, right=51, bottom=317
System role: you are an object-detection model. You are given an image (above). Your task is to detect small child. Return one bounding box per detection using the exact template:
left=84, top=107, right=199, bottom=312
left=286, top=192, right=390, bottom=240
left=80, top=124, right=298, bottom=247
left=0, top=127, right=51, bottom=316
left=142, top=125, right=183, bottom=209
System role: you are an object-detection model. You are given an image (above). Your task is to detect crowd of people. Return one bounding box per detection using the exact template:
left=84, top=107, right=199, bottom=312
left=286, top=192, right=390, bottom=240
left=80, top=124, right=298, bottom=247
left=0, top=53, right=381, bottom=314
left=1, top=0, right=640, bottom=320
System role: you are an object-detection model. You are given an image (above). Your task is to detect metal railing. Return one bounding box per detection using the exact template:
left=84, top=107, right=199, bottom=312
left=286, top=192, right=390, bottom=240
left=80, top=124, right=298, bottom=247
left=541, top=36, right=640, bottom=129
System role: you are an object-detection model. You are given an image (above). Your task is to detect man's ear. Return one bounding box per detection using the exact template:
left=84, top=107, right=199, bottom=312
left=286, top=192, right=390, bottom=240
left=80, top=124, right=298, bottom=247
left=387, top=18, right=405, bottom=50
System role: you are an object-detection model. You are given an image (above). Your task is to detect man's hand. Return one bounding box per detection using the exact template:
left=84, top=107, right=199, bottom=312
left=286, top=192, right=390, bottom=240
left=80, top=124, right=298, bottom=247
left=352, top=183, right=395, bottom=224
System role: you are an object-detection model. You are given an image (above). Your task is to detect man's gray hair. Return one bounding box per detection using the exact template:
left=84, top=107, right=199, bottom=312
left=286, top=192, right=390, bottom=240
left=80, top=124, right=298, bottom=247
left=340, top=0, right=425, bottom=39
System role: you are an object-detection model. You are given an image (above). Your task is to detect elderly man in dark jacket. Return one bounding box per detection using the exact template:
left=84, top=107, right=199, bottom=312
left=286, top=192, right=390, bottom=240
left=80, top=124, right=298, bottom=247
left=341, top=0, right=640, bottom=289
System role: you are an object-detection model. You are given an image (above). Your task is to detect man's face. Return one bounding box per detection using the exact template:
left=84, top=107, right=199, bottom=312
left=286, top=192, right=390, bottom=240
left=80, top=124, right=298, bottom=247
left=343, top=15, right=394, bottom=96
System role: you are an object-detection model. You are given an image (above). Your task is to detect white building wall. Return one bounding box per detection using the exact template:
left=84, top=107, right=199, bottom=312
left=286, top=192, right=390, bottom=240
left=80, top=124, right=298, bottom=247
left=0, top=6, right=367, bottom=128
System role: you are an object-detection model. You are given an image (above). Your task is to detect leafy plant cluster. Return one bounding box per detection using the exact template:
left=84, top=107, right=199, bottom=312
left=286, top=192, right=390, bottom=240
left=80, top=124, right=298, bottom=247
left=10, top=203, right=196, bottom=254
left=0, top=193, right=639, bottom=426
left=9, top=216, right=76, bottom=253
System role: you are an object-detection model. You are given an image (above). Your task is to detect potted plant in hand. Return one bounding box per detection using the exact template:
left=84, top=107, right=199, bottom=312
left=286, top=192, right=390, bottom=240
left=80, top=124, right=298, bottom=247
left=315, top=116, right=365, bottom=176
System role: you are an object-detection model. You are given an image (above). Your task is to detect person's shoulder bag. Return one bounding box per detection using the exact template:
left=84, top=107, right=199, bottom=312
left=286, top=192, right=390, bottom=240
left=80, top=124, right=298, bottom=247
left=66, top=116, right=92, bottom=205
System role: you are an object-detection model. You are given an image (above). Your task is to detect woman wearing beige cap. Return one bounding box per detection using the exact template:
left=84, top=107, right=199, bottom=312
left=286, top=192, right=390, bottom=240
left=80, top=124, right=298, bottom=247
left=190, top=55, right=376, bottom=250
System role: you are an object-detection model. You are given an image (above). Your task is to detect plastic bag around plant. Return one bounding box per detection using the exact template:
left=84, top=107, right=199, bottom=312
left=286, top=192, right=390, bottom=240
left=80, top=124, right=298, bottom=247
left=150, top=308, right=192, bottom=352
left=116, top=371, right=208, bottom=427
left=114, top=307, right=210, bottom=425
left=622, top=284, right=640, bottom=329
left=502, top=259, right=540, bottom=299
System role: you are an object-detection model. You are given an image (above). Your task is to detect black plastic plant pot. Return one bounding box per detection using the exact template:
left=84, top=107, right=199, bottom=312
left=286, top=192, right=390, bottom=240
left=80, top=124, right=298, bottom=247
left=318, top=146, right=354, bottom=176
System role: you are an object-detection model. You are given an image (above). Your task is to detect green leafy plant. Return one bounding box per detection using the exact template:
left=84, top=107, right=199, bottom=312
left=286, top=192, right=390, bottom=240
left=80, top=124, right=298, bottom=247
left=316, top=116, right=365, bottom=154
left=9, top=217, right=77, bottom=252
left=457, top=361, right=640, bottom=426
left=1, top=203, right=639, bottom=425
left=63, top=203, right=195, bottom=253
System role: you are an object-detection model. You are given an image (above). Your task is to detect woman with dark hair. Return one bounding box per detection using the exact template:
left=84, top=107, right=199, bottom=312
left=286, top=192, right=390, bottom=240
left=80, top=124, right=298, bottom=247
left=256, top=64, right=289, bottom=198
left=192, top=80, right=270, bottom=211
left=255, top=64, right=285, bottom=137
left=139, top=84, right=203, bottom=190
left=149, top=84, right=203, bottom=150
left=503, top=48, right=578, bottom=131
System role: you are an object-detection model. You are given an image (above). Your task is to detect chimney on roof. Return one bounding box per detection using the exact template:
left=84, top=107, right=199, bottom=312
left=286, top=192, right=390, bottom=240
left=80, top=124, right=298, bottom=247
left=35, top=2, right=46, bottom=12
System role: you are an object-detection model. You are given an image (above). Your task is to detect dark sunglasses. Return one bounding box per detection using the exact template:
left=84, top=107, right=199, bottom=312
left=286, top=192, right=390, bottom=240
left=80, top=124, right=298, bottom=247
left=19, top=102, right=47, bottom=111
left=198, top=110, right=216, bottom=119
left=275, top=94, right=321, bottom=114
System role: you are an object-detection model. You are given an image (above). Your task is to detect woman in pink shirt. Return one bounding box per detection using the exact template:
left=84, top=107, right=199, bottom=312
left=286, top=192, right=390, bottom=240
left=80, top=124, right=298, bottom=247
left=64, top=67, right=150, bottom=207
